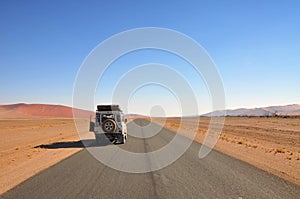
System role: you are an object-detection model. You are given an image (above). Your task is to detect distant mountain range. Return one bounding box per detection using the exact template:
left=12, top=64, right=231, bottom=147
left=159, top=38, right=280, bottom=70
left=124, top=114, right=149, bottom=119
left=202, top=104, right=300, bottom=117
left=0, top=103, right=299, bottom=118
left=0, top=103, right=92, bottom=118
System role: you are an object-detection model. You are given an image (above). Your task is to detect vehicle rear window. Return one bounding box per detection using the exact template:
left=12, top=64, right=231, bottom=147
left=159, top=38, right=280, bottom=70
left=101, top=114, right=114, bottom=122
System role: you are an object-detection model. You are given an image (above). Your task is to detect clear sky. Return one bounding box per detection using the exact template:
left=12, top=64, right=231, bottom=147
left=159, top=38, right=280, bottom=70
left=0, top=0, right=300, bottom=115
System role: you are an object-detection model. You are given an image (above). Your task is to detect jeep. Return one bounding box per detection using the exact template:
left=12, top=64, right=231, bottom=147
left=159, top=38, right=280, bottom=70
left=90, top=105, right=127, bottom=144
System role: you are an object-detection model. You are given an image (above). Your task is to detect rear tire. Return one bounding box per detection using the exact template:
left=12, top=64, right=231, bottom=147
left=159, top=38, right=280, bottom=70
left=119, top=135, right=126, bottom=144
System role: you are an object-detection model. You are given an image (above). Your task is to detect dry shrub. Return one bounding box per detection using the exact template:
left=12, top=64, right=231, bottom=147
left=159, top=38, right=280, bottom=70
left=275, top=148, right=286, bottom=154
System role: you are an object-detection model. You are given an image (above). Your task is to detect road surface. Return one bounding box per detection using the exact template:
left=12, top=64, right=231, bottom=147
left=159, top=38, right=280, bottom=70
left=1, top=119, right=300, bottom=198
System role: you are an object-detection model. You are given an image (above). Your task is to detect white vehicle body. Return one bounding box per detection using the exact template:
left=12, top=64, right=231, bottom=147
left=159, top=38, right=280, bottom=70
left=90, top=105, right=127, bottom=144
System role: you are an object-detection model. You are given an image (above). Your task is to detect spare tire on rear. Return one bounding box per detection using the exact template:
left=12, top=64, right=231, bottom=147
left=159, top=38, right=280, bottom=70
left=102, top=119, right=116, bottom=133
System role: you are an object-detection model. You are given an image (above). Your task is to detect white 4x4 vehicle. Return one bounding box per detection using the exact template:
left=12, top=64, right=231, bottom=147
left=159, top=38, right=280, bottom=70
left=90, top=105, right=127, bottom=144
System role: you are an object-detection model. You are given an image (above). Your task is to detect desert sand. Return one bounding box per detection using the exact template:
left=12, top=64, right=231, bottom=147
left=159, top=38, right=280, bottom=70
left=151, top=116, right=300, bottom=186
left=0, top=118, right=88, bottom=194
left=0, top=103, right=91, bottom=118
left=1, top=115, right=299, bottom=194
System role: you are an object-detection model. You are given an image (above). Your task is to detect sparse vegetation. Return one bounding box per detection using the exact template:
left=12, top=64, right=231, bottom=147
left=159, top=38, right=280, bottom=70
left=275, top=148, right=286, bottom=154
left=237, top=141, right=243, bottom=145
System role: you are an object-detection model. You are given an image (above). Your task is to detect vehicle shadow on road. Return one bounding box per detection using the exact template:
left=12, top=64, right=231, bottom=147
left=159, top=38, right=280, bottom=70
left=34, top=139, right=111, bottom=149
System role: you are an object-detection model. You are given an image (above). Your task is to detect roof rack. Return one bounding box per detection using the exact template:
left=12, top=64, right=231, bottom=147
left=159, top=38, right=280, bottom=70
left=97, top=105, right=122, bottom=112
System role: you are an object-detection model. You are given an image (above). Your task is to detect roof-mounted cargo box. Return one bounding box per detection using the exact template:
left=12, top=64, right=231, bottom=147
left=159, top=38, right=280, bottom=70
left=97, top=105, right=122, bottom=112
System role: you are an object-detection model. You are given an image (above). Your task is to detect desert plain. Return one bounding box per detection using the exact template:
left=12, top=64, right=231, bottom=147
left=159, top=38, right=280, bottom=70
left=0, top=112, right=299, bottom=194
left=0, top=118, right=87, bottom=194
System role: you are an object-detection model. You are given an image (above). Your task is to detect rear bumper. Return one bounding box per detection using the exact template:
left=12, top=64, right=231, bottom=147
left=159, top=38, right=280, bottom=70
left=94, top=132, right=125, bottom=136
left=95, top=133, right=125, bottom=141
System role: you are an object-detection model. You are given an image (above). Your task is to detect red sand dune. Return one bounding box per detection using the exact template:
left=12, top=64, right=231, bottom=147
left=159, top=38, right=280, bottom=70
left=0, top=103, right=92, bottom=118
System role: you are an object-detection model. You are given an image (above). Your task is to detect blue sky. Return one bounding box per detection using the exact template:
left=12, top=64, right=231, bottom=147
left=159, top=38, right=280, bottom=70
left=0, top=0, right=300, bottom=115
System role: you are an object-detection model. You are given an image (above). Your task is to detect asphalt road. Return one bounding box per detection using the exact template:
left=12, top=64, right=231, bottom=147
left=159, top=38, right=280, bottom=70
left=2, top=119, right=300, bottom=199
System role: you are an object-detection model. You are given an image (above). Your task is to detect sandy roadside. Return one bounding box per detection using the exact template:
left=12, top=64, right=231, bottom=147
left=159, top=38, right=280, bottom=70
left=151, top=117, right=300, bottom=186
left=0, top=118, right=89, bottom=195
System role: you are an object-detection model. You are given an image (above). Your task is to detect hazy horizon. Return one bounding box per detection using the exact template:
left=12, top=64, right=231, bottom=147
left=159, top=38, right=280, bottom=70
left=1, top=102, right=299, bottom=118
